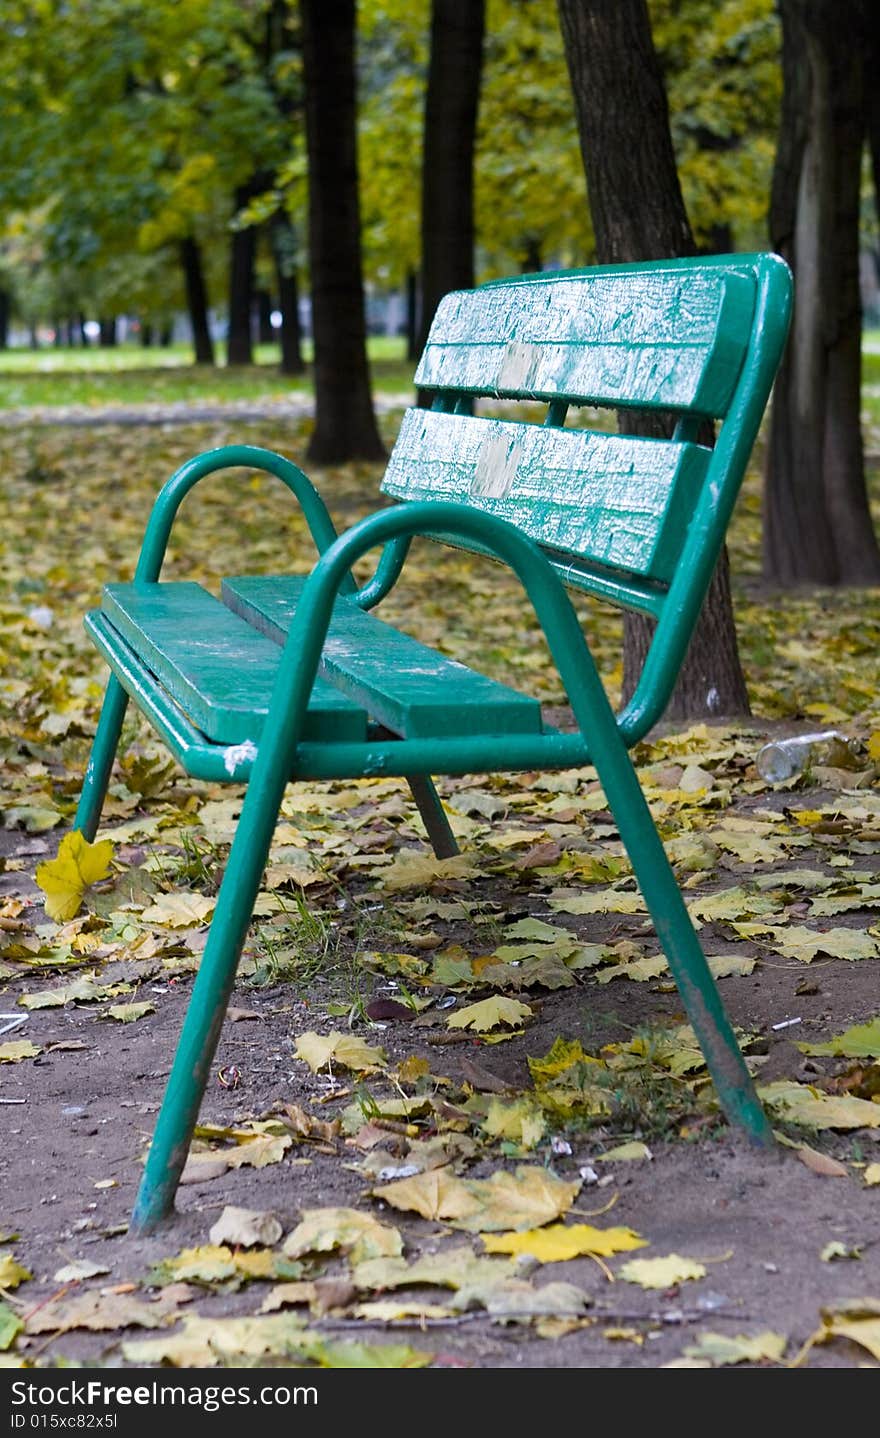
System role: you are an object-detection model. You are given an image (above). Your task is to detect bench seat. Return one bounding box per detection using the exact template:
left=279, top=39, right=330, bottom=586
left=99, top=582, right=367, bottom=745
left=101, top=577, right=543, bottom=746
left=220, top=573, right=543, bottom=740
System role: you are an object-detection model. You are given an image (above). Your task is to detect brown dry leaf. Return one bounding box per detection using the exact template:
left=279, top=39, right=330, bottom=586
left=795, top=1144, right=849, bottom=1178
left=208, top=1207, right=283, bottom=1248
left=282, top=1208, right=403, bottom=1265
left=26, top=1289, right=181, bottom=1335
left=375, top=1165, right=580, bottom=1233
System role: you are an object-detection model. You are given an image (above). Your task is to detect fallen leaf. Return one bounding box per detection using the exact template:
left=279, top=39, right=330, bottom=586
left=224, top=1133, right=292, bottom=1169
left=35, top=831, right=114, bottom=922
left=619, top=1255, right=708, bottom=1289
left=447, top=996, right=532, bottom=1032
left=351, top=1247, right=513, bottom=1293
left=820, top=1241, right=861, bottom=1262
left=596, top=1141, right=652, bottom=1163
left=282, top=1208, right=403, bottom=1265
left=0, top=1255, right=31, bottom=1289
left=794, top=1143, right=848, bottom=1177
left=450, top=1277, right=590, bottom=1320
left=374, top=1165, right=580, bottom=1232
left=208, top=1207, right=283, bottom=1249
left=103, top=1001, right=156, bottom=1023
left=294, top=1031, right=386, bottom=1074
left=26, top=1290, right=181, bottom=1335
left=806, top=1299, right=880, bottom=1364
left=759, top=1080, right=880, bottom=1129
left=140, top=892, right=215, bottom=927
left=0, top=1040, right=41, bottom=1063
left=864, top=1164, right=880, bottom=1187
left=52, top=1260, right=110, bottom=1283
left=482, top=1223, right=647, bottom=1262
left=797, top=1016, right=880, bottom=1058
left=681, top=1330, right=787, bottom=1367
left=0, top=1301, right=23, bottom=1352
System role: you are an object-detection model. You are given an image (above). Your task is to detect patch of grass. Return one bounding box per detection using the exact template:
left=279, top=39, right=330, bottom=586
left=0, top=337, right=413, bottom=409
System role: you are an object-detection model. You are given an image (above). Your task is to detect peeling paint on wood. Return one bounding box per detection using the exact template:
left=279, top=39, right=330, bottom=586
left=415, top=268, right=756, bottom=414
left=383, top=411, right=708, bottom=583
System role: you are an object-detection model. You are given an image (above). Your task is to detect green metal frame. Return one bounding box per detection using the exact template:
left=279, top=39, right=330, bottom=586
left=71, top=254, right=794, bottom=1235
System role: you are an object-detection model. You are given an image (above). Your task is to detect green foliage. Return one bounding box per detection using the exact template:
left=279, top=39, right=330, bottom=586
left=651, top=0, right=782, bottom=247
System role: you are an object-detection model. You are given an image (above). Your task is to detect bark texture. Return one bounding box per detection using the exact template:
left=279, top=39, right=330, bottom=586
left=272, top=213, right=305, bottom=376
left=764, top=0, right=880, bottom=585
left=418, top=0, right=486, bottom=355
left=301, top=0, right=384, bottom=462
left=557, top=0, right=750, bottom=720
left=180, top=236, right=215, bottom=366
left=227, top=183, right=258, bottom=366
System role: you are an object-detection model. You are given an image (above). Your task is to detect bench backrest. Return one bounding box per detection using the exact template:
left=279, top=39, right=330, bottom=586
left=381, top=253, right=792, bottom=737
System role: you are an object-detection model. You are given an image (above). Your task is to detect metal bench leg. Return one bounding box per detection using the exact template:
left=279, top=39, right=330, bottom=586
left=129, top=762, right=290, bottom=1233
left=74, top=676, right=129, bottom=841
left=605, top=768, right=772, bottom=1142
left=407, top=774, right=459, bottom=858
left=566, top=703, right=773, bottom=1146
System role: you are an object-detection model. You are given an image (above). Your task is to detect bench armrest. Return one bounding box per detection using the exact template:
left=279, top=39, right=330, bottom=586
left=131, top=444, right=357, bottom=595
left=262, top=500, right=625, bottom=757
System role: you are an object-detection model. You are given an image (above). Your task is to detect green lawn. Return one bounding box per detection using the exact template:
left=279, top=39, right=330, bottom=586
left=0, top=336, right=414, bottom=409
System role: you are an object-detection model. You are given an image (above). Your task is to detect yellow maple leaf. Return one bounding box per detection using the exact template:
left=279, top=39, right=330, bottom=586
left=447, top=996, right=532, bottom=1032
left=864, top=1164, right=880, bottom=1187
left=619, top=1254, right=707, bottom=1289
left=294, top=1031, right=386, bottom=1074
left=35, top=831, right=114, bottom=922
left=482, top=1222, right=647, bottom=1261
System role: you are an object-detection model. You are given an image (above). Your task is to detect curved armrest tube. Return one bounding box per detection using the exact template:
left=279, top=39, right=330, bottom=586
left=351, top=534, right=412, bottom=610
left=132, top=444, right=356, bottom=594
left=265, top=500, right=623, bottom=755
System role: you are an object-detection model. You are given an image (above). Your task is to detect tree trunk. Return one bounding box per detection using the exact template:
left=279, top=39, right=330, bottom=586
left=271, top=213, right=305, bottom=376
left=99, top=317, right=117, bottom=347
left=557, top=0, right=750, bottom=720
left=227, top=185, right=257, bottom=366
left=180, top=236, right=215, bottom=366
left=301, top=0, right=385, bottom=462
left=418, top=0, right=486, bottom=357
left=405, top=270, right=419, bottom=362
left=764, top=0, right=879, bottom=585
left=0, top=290, right=9, bottom=349
left=140, top=322, right=153, bottom=347
left=257, top=288, right=274, bottom=346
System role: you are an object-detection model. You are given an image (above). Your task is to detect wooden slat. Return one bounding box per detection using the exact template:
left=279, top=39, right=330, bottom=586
left=101, top=582, right=367, bottom=745
left=381, top=411, right=709, bottom=583
left=220, top=576, right=542, bottom=740
left=414, top=267, right=755, bottom=415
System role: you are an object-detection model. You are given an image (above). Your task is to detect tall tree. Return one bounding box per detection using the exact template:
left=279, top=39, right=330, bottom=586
left=557, top=0, right=751, bottom=721
left=763, top=0, right=880, bottom=584
left=301, top=0, right=384, bottom=462
left=418, top=0, right=486, bottom=353
left=180, top=235, right=215, bottom=366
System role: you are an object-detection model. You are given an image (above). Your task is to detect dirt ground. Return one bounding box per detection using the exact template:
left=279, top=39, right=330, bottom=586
left=2, top=757, right=879, bottom=1373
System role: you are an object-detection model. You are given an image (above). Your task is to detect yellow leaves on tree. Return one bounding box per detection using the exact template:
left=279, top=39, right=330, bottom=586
left=35, top=831, right=114, bottom=922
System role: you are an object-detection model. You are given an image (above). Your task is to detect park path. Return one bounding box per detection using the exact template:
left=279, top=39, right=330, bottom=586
left=0, top=392, right=415, bottom=428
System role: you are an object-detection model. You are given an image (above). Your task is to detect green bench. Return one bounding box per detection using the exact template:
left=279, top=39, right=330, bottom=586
left=74, top=252, right=793, bottom=1233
